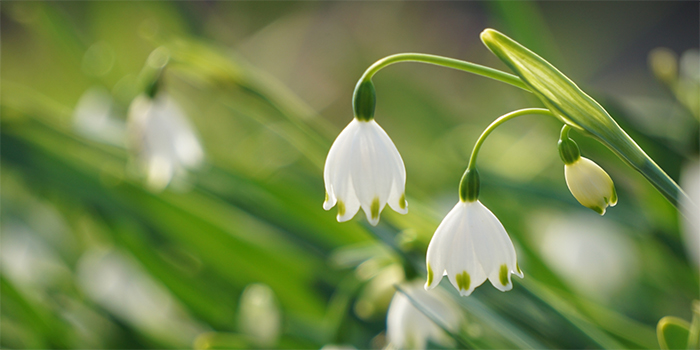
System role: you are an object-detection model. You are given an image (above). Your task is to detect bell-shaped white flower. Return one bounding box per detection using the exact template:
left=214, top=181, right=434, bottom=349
left=127, top=93, right=204, bottom=191
left=323, top=119, right=407, bottom=226
left=565, top=157, right=617, bottom=215
left=387, top=281, right=463, bottom=350
left=425, top=200, right=523, bottom=296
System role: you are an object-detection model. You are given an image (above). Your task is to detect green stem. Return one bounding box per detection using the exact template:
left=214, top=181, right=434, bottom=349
left=358, top=53, right=531, bottom=91
left=467, top=108, right=554, bottom=171
left=458, top=108, right=554, bottom=201
left=560, top=124, right=572, bottom=140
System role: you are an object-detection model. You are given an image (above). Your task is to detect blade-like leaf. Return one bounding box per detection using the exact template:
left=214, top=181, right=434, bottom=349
left=657, top=316, right=690, bottom=350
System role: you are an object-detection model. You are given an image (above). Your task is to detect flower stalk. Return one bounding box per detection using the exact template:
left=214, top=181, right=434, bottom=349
left=559, top=125, right=618, bottom=214
left=459, top=108, right=554, bottom=202
left=355, top=53, right=531, bottom=95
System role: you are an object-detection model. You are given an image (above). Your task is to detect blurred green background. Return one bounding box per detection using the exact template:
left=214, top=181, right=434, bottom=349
left=1, top=1, right=698, bottom=349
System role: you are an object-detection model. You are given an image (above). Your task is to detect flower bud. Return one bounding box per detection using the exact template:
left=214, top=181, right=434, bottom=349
left=565, top=157, right=617, bottom=215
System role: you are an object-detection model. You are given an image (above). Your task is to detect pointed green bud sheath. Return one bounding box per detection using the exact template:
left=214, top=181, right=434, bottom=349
left=459, top=168, right=480, bottom=202
left=480, top=28, right=688, bottom=206
left=558, top=138, right=581, bottom=165
left=140, top=47, right=170, bottom=99
left=353, top=80, right=376, bottom=121
left=145, top=77, right=160, bottom=99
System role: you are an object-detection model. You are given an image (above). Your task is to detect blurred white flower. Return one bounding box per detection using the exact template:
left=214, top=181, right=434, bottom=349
left=237, top=283, right=281, bottom=348
left=73, top=87, right=126, bottom=146
left=77, top=248, right=204, bottom=346
left=127, top=93, right=204, bottom=191
left=565, top=157, right=617, bottom=215
left=425, top=200, right=522, bottom=296
left=387, top=281, right=463, bottom=350
left=323, top=119, right=406, bottom=226
left=531, top=211, right=639, bottom=300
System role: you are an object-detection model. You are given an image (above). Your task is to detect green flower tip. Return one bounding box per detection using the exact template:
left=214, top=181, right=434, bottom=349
left=426, top=263, right=434, bottom=287
left=399, top=193, right=407, bottom=210
left=456, top=271, right=471, bottom=291
left=479, top=28, right=499, bottom=44
left=370, top=197, right=380, bottom=220
left=499, top=264, right=509, bottom=286
left=337, top=200, right=346, bottom=217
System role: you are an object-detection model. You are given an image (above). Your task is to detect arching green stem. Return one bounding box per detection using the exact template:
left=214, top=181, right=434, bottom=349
left=358, top=53, right=531, bottom=91
left=467, top=108, right=554, bottom=170
left=459, top=108, right=554, bottom=201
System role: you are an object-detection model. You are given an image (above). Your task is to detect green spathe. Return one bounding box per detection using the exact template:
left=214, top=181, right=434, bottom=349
left=459, top=168, right=480, bottom=202
left=499, top=264, right=509, bottom=286
left=480, top=28, right=687, bottom=206
left=456, top=271, right=471, bottom=291
left=558, top=139, right=581, bottom=165
left=353, top=80, right=376, bottom=121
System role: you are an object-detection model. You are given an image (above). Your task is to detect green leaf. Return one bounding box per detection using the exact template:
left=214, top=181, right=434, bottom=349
left=480, top=28, right=689, bottom=207
left=657, top=316, right=690, bottom=350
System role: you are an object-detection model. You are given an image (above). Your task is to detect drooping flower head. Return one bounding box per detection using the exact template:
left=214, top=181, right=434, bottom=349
left=564, top=157, right=617, bottom=215
left=127, top=93, right=204, bottom=191
left=323, top=119, right=407, bottom=226
left=425, top=196, right=523, bottom=296
left=386, top=281, right=463, bottom=349
left=559, top=131, right=617, bottom=215
left=323, top=80, right=407, bottom=225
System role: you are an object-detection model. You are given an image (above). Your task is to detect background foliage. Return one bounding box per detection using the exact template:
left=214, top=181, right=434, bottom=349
left=1, top=1, right=698, bottom=349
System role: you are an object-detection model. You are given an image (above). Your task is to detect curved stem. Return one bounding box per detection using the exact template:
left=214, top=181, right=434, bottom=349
left=466, top=108, right=554, bottom=171
left=358, top=53, right=531, bottom=91
left=560, top=124, right=572, bottom=140
left=458, top=108, right=554, bottom=201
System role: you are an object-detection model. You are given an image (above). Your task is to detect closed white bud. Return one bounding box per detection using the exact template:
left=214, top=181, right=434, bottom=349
left=565, top=157, right=617, bottom=215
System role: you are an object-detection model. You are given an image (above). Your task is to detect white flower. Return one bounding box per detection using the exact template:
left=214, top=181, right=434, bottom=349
left=238, top=284, right=281, bottom=347
left=564, top=157, right=617, bottom=215
left=73, top=87, right=126, bottom=146
left=425, top=200, right=523, bottom=296
left=127, top=93, right=204, bottom=191
left=323, top=119, right=407, bottom=226
left=387, top=281, right=463, bottom=350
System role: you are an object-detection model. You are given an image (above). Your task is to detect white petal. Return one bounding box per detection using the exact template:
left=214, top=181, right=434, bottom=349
left=469, top=201, right=520, bottom=291
left=350, top=121, right=394, bottom=224
left=146, top=154, right=174, bottom=191
left=324, top=120, right=362, bottom=216
left=335, top=175, right=361, bottom=222
left=443, top=202, right=487, bottom=296
left=323, top=120, right=359, bottom=209
left=386, top=292, right=411, bottom=349
left=156, top=95, right=203, bottom=168
left=425, top=202, right=463, bottom=290
left=372, top=121, right=407, bottom=214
